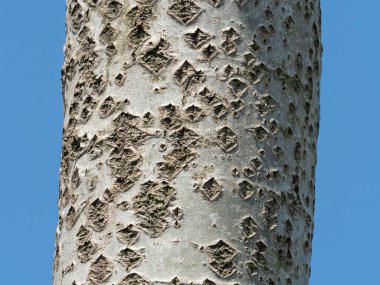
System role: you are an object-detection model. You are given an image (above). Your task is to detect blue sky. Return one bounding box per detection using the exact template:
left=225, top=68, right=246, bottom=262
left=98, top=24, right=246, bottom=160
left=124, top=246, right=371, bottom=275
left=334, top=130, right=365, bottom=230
left=0, top=0, right=379, bottom=284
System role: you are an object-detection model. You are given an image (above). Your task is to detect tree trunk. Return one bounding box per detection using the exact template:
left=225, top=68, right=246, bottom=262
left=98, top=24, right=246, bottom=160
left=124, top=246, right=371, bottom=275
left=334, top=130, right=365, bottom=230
left=54, top=0, right=321, bottom=284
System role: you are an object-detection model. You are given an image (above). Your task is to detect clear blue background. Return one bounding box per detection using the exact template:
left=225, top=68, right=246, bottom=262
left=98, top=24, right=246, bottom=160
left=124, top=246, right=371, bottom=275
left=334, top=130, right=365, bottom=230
left=0, top=0, right=378, bottom=284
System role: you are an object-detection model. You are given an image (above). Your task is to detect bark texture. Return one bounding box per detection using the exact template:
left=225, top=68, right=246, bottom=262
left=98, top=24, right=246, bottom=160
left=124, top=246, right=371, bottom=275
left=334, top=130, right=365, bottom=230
left=54, top=0, right=321, bottom=284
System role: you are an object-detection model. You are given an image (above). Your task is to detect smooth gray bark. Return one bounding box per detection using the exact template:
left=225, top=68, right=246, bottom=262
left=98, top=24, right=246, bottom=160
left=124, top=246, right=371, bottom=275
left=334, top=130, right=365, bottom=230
left=54, top=0, right=321, bottom=284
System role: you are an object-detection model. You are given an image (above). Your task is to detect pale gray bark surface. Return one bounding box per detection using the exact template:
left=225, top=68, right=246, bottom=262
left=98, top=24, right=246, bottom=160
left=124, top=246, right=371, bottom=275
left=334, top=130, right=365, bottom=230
left=54, top=0, right=321, bottom=284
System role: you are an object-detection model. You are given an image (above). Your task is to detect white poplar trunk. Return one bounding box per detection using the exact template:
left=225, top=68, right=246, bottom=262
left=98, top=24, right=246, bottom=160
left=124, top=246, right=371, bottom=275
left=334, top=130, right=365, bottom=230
left=54, top=0, right=321, bottom=284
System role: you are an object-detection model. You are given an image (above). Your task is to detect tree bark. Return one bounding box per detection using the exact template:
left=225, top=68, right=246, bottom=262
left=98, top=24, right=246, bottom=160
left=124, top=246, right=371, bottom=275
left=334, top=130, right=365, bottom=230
left=54, top=0, right=321, bottom=284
